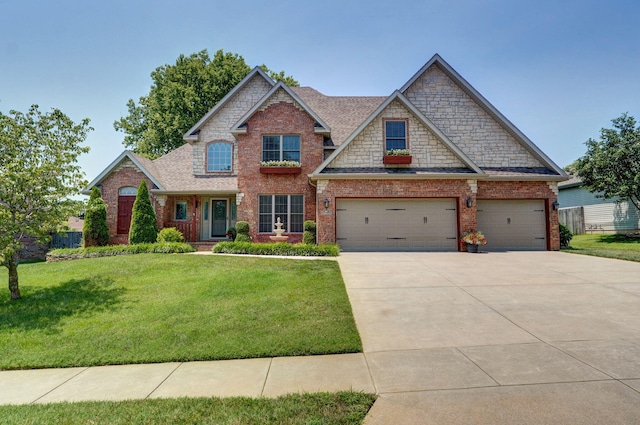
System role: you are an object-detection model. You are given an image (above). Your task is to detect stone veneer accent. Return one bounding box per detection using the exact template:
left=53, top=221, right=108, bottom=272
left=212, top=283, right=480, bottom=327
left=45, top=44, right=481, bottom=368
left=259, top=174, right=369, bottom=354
left=236, top=100, right=324, bottom=243
left=192, top=74, right=273, bottom=175
left=328, top=99, right=465, bottom=169
left=403, top=65, right=542, bottom=168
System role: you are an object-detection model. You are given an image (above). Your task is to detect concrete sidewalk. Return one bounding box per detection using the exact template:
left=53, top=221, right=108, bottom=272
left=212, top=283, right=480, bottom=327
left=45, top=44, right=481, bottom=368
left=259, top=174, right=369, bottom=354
left=0, top=353, right=374, bottom=405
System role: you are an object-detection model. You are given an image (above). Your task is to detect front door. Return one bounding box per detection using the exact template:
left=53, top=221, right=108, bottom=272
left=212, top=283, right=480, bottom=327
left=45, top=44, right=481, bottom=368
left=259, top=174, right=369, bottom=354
left=211, top=200, right=228, bottom=237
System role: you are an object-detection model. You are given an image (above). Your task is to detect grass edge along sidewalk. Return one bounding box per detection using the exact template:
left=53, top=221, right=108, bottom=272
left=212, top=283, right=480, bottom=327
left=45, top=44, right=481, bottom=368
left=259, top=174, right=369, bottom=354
left=562, top=233, right=640, bottom=262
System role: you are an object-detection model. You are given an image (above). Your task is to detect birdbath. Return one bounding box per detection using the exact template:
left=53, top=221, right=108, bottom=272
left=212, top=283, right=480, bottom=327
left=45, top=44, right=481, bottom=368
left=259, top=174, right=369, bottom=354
left=269, top=217, right=289, bottom=242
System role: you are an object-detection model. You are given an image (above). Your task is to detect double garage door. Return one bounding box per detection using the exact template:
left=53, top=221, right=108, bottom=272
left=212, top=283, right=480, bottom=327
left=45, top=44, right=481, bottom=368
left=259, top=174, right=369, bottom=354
left=336, top=199, right=458, bottom=251
left=336, top=198, right=547, bottom=252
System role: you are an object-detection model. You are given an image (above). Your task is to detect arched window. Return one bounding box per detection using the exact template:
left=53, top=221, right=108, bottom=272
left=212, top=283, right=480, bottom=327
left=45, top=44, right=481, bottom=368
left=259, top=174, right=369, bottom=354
left=207, top=142, right=232, bottom=172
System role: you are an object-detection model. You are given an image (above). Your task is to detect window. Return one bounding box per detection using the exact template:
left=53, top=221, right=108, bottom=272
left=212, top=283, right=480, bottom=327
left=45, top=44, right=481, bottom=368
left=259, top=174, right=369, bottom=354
left=262, top=135, right=300, bottom=163
left=175, top=201, right=187, bottom=221
left=117, top=187, right=138, bottom=234
left=259, top=195, right=304, bottom=233
left=207, top=142, right=232, bottom=172
left=385, top=121, right=406, bottom=151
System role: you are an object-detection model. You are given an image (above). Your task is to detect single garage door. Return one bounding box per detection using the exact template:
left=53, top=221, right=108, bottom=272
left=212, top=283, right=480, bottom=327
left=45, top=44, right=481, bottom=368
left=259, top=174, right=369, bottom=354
left=336, top=198, right=458, bottom=251
left=476, top=200, right=546, bottom=251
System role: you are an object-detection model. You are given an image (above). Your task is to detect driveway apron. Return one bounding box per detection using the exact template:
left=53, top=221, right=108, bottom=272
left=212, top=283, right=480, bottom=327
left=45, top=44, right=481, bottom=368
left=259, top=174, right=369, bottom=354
left=338, top=251, right=640, bottom=424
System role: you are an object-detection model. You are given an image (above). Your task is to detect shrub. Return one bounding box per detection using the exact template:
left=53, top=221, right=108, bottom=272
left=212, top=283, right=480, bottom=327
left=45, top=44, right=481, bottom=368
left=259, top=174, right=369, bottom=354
left=128, top=181, right=158, bottom=244
left=235, top=221, right=249, bottom=235
left=303, top=220, right=317, bottom=245
left=213, top=242, right=339, bottom=257
left=235, top=233, right=251, bottom=243
left=83, top=186, right=109, bottom=247
left=47, top=242, right=196, bottom=262
left=157, top=227, right=184, bottom=243
left=560, top=224, right=573, bottom=247
left=226, top=227, right=237, bottom=241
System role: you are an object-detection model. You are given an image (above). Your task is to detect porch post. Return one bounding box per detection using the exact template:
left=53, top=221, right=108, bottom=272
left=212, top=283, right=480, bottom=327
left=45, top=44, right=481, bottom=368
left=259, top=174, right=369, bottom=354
left=192, top=195, right=197, bottom=242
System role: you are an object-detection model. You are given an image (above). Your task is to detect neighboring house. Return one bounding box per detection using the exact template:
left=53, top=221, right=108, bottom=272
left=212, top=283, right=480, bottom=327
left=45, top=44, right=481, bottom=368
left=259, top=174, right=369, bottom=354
left=558, top=176, right=640, bottom=234
left=85, top=54, right=567, bottom=251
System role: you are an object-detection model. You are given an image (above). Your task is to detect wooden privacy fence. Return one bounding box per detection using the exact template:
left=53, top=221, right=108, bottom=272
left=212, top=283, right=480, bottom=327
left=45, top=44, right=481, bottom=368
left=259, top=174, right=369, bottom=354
left=50, top=231, right=83, bottom=249
left=559, top=207, right=585, bottom=235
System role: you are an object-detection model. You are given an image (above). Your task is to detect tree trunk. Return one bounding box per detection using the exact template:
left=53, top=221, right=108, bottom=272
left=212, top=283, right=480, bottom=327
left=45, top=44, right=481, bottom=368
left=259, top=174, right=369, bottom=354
left=7, top=256, right=21, bottom=300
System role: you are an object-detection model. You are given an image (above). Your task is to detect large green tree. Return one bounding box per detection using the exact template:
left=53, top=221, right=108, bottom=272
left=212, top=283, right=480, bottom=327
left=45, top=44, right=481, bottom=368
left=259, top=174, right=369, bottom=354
left=574, top=113, right=640, bottom=211
left=0, top=105, right=91, bottom=300
left=114, top=49, right=298, bottom=159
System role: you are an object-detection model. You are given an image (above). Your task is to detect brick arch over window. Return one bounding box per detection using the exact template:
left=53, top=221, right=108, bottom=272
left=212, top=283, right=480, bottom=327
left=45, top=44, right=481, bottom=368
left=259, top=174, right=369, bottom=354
left=117, top=186, right=137, bottom=234
left=207, top=141, right=233, bottom=172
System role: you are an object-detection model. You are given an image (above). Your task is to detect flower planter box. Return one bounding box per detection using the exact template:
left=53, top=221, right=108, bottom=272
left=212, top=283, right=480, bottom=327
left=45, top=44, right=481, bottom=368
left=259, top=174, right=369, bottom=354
left=383, top=155, right=412, bottom=164
left=259, top=166, right=302, bottom=175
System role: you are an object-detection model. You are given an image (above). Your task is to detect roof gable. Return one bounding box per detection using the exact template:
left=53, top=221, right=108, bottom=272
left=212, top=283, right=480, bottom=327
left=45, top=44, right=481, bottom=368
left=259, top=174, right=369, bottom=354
left=313, top=91, right=483, bottom=175
left=401, top=54, right=566, bottom=176
left=83, top=151, right=165, bottom=194
left=230, top=82, right=331, bottom=134
left=183, top=67, right=275, bottom=141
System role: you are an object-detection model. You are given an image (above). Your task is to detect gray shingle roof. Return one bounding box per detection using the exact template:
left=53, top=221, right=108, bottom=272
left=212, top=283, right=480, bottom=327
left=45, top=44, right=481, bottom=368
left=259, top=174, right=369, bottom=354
left=151, top=144, right=238, bottom=193
left=291, top=87, right=385, bottom=146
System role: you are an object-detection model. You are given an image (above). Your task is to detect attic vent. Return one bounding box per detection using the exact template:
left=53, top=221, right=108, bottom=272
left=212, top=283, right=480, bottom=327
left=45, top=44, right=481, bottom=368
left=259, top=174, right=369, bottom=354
left=314, top=122, right=322, bottom=128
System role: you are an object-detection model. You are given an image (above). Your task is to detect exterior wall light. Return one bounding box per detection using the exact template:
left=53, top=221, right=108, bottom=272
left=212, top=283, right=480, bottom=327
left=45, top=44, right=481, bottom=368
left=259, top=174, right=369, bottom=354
left=324, top=198, right=330, bottom=210
left=552, top=201, right=560, bottom=211
left=466, top=197, right=473, bottom=208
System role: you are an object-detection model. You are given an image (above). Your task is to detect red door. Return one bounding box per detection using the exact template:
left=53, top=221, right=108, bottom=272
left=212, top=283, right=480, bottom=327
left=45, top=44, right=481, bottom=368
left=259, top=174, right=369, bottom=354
left=117, top=196, right=136, bottom=234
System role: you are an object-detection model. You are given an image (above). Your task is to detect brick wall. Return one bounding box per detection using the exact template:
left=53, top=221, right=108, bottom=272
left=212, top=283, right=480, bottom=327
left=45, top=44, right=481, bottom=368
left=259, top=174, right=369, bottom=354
left=316, top=178, right=560, bottom=250
left=237, top=100, right=323, bottom=242
left=99, top=160, right=164, bottom=245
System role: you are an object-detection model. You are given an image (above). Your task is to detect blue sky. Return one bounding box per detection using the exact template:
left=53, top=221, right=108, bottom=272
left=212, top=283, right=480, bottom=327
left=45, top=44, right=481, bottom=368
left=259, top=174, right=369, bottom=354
left=1, top=0, right=638, bottom=184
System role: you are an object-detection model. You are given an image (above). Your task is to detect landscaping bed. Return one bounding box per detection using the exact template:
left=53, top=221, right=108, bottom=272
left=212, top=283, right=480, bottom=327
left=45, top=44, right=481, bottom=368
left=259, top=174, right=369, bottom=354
left=46, top=242, right=195, bottom=262
left=213, top=241, right=339, bottom=257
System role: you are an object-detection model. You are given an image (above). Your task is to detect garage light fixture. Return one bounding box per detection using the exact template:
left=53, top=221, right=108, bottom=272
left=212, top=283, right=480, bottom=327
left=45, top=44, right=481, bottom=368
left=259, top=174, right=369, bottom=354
left=324, top=198, right=330, bottom=210
left=552, top=201, right=560, bottom=211
left=466, top=197, right=473, bottom=208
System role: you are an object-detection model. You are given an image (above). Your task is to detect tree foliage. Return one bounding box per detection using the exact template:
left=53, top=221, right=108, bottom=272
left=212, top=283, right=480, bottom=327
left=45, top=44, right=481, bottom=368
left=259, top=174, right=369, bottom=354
left=83, top=186, right=109, bottom=247
left=574, top=113, right=640, bottom=211
left=0, top=105, right=91, bottom=299
left=128, top=180, right=158, bottom=244
left=114, top=49, right=298, bottom=159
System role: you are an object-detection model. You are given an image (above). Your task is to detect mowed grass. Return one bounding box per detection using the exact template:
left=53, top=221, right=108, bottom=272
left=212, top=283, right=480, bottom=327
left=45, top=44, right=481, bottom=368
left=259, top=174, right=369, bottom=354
left=0, top=254, right=362, bottom=370
left=0, top=392, right=376, bottom=425
left=562, top=233, right=640, bottom=262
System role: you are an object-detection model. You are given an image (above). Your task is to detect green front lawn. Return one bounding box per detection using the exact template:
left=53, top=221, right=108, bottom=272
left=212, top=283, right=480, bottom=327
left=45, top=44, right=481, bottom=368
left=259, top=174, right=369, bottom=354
left=562, top=233, right=640, bottom=262
left=0, top=254, right=361, bottom=370
left=0, top=392, right=376, bottom=425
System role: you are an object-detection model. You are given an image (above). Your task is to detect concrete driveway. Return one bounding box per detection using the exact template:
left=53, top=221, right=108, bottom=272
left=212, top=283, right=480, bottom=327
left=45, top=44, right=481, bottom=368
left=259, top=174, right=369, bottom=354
left=338, top=251, right=640, bottom=424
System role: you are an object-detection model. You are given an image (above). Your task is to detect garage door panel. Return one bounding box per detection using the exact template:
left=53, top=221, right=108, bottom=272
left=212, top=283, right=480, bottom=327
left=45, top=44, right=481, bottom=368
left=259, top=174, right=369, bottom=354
left=477, top=200, right=546, bottom=251
left=336, top=199, right=458, bottom=252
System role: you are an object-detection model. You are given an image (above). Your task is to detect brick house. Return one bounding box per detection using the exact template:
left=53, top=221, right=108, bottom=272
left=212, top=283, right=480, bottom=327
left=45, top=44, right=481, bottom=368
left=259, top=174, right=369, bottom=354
left=85, top=55, right=567, bottom=251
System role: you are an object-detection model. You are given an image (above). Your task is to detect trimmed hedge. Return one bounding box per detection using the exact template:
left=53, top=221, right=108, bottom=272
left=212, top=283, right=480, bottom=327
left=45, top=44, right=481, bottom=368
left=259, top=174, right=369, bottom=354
left=303, top=220, right=317, bottom=245
left=47, top=242, right=196, bottom=262
left=213, top=242, right=339, bottom=257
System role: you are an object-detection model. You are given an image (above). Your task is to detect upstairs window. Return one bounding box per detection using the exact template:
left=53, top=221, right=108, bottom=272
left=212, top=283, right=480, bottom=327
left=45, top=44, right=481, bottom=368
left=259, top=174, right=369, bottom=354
left=385, top=121, right=407, bottom=151
left=262, top=135, right=300, bottom=163
left=207, top=142, right=232, bottom=172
